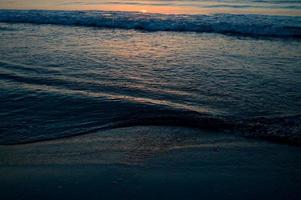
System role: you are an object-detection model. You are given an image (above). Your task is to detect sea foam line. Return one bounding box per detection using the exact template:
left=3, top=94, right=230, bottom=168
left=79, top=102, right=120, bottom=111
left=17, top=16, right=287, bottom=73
left=0, top=10, right=300, bottom=38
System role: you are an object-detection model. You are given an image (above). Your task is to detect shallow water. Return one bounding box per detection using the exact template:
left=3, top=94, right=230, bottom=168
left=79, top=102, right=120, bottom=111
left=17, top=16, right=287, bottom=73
left=0, top=22, right=300, bottom=144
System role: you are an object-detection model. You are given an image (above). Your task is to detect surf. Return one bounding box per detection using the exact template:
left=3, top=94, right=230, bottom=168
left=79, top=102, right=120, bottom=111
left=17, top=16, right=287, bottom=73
left=0, top=10, right=300, bottom=38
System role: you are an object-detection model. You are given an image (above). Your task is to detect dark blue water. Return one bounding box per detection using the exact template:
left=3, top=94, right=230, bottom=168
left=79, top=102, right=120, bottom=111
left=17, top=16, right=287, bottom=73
left=0, top=18, right=301, bottom=145
left=0, top=10, right=301, bottom=37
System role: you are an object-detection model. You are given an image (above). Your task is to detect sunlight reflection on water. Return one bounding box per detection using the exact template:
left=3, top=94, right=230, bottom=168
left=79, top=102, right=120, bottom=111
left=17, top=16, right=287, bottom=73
left=0, top=0, right=300, bottom=15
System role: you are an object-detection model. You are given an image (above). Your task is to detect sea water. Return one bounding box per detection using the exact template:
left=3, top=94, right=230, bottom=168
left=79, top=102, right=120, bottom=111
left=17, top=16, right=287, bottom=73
left=0, top=1, right=300, bottom=145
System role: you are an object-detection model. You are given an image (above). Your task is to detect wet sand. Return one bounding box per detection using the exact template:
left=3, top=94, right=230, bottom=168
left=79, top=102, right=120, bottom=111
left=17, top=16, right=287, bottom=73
left=1, top=126, right=301, bottom=200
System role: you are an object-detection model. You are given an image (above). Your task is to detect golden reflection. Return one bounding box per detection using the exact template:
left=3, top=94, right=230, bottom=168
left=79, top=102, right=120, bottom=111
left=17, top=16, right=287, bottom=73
left=140, top=9, right=147, bottom=14
left=0, top=0, right=300, bottom=16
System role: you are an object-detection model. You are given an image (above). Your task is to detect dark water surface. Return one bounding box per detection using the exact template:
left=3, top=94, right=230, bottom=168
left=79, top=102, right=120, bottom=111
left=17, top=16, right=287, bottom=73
left=0, top=22, right=300, bottom=144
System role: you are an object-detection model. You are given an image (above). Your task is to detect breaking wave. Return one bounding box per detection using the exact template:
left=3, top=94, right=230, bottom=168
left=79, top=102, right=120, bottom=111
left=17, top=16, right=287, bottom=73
left=0, top=10, right=300, bottom=38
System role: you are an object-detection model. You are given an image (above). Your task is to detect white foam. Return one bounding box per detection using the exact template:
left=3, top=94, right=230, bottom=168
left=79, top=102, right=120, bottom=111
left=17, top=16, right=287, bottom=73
left=0, top=10, right=300, bottom=37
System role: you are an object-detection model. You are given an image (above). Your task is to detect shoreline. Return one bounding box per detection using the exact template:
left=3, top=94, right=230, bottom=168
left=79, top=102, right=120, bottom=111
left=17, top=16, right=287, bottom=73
left=1, top=126, right=301, bottom=199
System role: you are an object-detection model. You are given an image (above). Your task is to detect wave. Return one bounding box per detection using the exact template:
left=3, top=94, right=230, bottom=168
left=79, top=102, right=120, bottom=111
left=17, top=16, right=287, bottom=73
left=1, top=60, right=301, bottom=146
left=0, top=10, right=300, bottom=38
left=2, top=108, right=301, bottom=146
left=103, top=112, right=301, bottom=146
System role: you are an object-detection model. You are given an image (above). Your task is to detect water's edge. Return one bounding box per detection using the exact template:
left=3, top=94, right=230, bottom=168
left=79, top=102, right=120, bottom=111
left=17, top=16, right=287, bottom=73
left=2, top=111, right=300, bottom=146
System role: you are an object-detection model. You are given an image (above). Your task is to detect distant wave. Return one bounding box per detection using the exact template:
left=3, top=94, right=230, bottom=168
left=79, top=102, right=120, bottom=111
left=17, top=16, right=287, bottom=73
left=0, top=10, right=300, bottom=38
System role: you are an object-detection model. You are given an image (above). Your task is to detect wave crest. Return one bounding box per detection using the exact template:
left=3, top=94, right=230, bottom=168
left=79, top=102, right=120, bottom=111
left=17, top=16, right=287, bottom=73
left=0, top=10, right=300, bottom=38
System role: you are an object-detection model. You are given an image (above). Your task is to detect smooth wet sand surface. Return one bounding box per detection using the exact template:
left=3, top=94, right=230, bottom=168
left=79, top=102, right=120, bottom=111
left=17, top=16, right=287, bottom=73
left=1, top=126, right=301, bottom=199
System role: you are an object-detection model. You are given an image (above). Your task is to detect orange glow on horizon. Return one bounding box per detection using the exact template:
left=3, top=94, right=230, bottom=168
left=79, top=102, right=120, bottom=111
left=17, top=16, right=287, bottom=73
left=0, top=1, right=300, bottom=16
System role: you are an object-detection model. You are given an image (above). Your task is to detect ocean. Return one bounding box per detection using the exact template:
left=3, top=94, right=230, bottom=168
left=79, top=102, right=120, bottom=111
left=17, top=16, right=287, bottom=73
left=1, top=2, right=301, bottom=200
left=0, top=1, right=301, bottom=145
